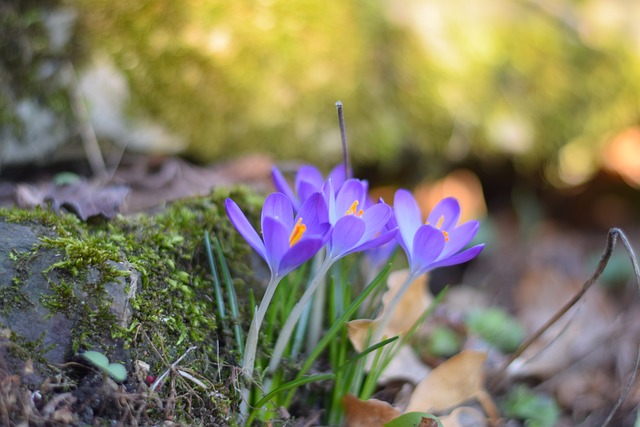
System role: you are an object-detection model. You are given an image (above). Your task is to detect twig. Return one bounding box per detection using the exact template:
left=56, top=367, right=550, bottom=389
left=151, top=346, right=197, bottom=392
left=335, top=101, right=351, bottom=179
left=491, top=228, right=640, bottom=425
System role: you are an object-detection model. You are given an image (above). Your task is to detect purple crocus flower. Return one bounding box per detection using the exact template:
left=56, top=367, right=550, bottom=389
left=266, top=178, right=398, bottom=375
left=272, top=163, right=348, bottom=211
left=226, top=191, right=331, bottom=393
left=324, top=178, right=397, bottom=260
left=225, top=191, right=330, bottom=279
left=370, top=189, right=484, bottom=343
left=392, top=189, right=484, bottom=275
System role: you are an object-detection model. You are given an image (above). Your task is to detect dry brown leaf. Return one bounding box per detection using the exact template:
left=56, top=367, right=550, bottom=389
left=346, top=270, right=432, bottom=384
left=510, top=231, right=617, bottom=378
left=342, top=393, right=401, bottom=427
left=347, top=269, right=432, bottom=352
left=406, top=350, right=488, bottom=414
left=378, top=345, right=431, bottom=384
left=47, top=181, right=130, bottom=220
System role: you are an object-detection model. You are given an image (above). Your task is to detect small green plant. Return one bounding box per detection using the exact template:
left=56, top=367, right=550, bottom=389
left=80, top=350, right=127, bottom=382
left=503, top=385, right=560, bottom=427
left=466, top=307, right=526, bottom=353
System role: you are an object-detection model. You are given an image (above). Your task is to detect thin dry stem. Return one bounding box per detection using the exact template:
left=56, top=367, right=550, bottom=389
left=491, top=228, right=640, bottom=426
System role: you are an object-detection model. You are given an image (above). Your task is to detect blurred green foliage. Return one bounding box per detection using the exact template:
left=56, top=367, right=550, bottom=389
left=0, top=0, right=73, bottom=150
left=466, top=307, right=526, bottom=352
left=503, top=385, right=560, bottom=427
left=68, top=0, right=640, bottom=175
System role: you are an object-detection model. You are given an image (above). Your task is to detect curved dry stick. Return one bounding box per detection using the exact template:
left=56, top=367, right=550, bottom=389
left=492, top=228, right=640, bottom=426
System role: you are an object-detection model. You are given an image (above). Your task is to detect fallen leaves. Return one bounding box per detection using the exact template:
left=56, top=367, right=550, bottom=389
left=406, top=350, right=496, bottom=422
left=343, top=394, right=401, bottom=427
left=343, top=351, right=495, bottom=427
left=509, top=230, right=618, bottom=378
left=347, top=269, right=432, bottom=383
left=347, top=269, right=432, bottom=352
left=48, top=180, right=130, bottom=220
left=344, top=269, right=496, bottom=427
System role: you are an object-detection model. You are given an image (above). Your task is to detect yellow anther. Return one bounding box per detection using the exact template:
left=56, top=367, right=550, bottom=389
left=427, top=215, right=447, bottom=242
left=345, top=200, right=364, bottom=217
left=289, top=218, right=306, bottom=247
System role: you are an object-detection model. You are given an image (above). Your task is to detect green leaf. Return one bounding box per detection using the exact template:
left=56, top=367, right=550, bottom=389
left=384, top=412, right=443, bottom=427
left=504, top=385, right=560, bottom=427
left=425, top=325, right=462, bottom=357
left=81, top=350, right=109, bottom=369
left=466, top=307, right=526, bottom=352
left=105, top=363, right=128, bottom=382
left=81, top=350, right=128, bottom=382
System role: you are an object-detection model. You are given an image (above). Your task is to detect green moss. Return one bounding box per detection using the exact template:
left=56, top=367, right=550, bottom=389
left=1, top=249, right=36, bottom=315
left=0, top=286, right=32, bottom=314
left=0, top=185, right=262, bottom=424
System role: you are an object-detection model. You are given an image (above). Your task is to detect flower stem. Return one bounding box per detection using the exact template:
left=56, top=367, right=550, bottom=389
left=239, top=274, right=281, bottom=422
left=267, top=256, right=334, bottom=374
left=372, top=271, right=419, bottom=344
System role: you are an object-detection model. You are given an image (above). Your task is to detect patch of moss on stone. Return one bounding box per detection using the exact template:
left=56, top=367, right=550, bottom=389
left=0, top=185, right=262, bottom=425
left=0, top=285, right=32, bottom=314
left=1, top=249, right=36, bottom=315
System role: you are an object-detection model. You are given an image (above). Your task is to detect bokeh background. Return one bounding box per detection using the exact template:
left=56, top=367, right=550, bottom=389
left=3, top=2, right=640, bottom=424
left=2, top=0, right=640, bottom=217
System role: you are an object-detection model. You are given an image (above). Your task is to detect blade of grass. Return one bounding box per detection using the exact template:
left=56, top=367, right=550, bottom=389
left=212, top=234, right=244, bottom=354
left=204, top=231, right=226, bottom=320
left=283, top=264, right=391, bottom=407
left=329, top=336, right=399, bottom=424
left=336, top=335, right=399, bottom=373
left=364, top=287, right=448, bottom=394
left=360, top=339, right=394, bottom=399
left=247, top=373, right=336, bottom=425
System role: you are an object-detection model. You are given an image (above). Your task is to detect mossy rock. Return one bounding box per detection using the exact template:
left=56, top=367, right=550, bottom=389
left=0, top=186, right=262, bottom=425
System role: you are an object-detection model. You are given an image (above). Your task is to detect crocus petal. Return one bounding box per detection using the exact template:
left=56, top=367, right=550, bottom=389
left=328, top=163, right=348, bottom=189
left=427, top=197, right=461, bottom=231
left=348, top=228, right=398, bottom=256
left=439, top=220, right=480, bottom=259
left=394, top=189, right=423, bottom=255
left=360, top=203, right=392, bottom=243
left=262, top=193, right=294, bottom=231
left=279, top=238, right=326, bottom=276
left=262, top=216, right=290, bottom=275
left=335, top=179, right=366, bottom=216
left=297, top=192, right=329, bottom=232
left=365, top=237, right=399, bottom=269
left=271, top=166, right=299, bottom=209
left=330, top=215, right=366, bottom=258
left=225, top=199, right=268, bottom=262
left=411, top=225, right=446, bottom=275
left=324, top=179, right=338, bottom=224
left=295, top=165, right=324, bottom=198
left=297, top=180, right=321, bottom=205
left=428, top=244, right=484, bottom=270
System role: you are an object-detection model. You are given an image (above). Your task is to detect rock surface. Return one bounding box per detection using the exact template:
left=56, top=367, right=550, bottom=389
left=0, top=221, right=135, bottom=372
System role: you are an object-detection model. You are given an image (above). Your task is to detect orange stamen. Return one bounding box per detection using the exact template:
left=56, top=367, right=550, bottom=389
left=345, top=201, right=364, bottom=217
left=289, top=218, right=306, bottom=247
left=426, top=215, right=448, bottom=242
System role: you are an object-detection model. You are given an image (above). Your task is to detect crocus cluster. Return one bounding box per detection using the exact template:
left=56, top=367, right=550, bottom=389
left=225, top=163, right=484, bottom=392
